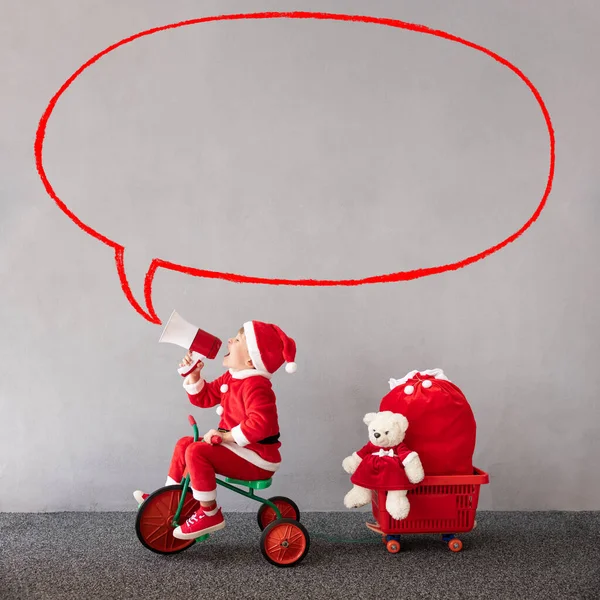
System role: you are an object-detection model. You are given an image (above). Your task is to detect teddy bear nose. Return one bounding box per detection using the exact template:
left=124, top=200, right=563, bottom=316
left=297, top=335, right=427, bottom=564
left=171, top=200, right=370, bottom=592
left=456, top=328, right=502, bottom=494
left=374, top=432, right=381, bottom=438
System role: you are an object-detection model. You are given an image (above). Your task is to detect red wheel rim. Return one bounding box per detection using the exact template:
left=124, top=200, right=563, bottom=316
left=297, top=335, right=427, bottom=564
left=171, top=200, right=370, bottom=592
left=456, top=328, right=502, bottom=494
left=263, top=522, right=307, bottom=565
left=137, top=488, right=199, bottom=553
left=260, top=500, right=298, bottom=528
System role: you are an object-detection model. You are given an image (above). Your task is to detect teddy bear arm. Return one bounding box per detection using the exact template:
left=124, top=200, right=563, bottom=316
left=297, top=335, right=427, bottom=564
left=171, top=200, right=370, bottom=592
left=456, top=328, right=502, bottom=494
left=403, top=453, right=425, bottom=484
left=342, top=452, right=363, bottom=474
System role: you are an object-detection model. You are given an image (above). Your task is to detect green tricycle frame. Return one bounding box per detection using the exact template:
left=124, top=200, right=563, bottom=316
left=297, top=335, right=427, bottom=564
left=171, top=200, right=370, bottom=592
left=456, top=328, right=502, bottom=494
left=135, top=415, right=310, bottom=567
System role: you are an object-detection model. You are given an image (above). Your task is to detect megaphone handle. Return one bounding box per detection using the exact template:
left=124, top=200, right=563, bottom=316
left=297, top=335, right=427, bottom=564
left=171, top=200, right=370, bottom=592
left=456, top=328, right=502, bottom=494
left=178, top=351, right=206, bottom=377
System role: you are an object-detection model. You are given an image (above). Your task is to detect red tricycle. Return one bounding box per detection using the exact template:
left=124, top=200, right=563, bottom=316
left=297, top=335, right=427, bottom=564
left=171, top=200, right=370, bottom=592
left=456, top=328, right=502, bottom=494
left=135, top=415, right=310, bottom=567
left=366, top=468, right=490, bottom=553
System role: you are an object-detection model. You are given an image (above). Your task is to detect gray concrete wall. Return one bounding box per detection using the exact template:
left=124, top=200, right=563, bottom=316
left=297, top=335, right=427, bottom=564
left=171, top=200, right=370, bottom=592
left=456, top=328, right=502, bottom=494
left=1, top=0, right=598, bottom=511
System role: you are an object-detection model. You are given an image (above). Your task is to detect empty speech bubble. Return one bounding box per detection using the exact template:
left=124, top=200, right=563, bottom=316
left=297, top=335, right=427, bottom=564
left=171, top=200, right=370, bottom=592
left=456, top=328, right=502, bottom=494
left=34, top=11, right=555, bottom=325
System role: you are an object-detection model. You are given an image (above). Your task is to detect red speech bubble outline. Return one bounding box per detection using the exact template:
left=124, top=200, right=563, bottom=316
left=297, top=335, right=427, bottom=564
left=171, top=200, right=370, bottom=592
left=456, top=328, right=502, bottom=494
left=34, top=11, right=555, bottom=325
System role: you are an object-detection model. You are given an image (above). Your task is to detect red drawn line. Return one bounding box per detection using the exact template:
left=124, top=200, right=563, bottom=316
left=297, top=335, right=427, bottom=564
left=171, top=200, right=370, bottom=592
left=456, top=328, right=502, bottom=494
left=114, top=249, right=160, bottom=323
left=34, top=12, right=555, bottom=326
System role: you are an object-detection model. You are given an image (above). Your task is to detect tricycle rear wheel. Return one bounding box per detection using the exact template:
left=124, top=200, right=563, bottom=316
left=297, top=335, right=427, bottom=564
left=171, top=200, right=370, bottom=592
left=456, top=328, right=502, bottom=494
left=257, top=496, right=301, bottom=530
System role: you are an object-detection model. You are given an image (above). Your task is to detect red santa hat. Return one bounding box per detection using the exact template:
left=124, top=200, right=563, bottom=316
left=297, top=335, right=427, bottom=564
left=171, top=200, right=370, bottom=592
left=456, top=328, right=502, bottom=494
left=243, top=321, right=297, bottom=375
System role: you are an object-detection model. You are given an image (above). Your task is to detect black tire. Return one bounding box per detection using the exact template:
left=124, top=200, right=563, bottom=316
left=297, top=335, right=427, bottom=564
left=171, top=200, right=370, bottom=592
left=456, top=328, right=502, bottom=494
left=260, top=518, right=310, bottom=567
left=135, top=485, right=198, bottom=555
left=257, top=496, right=301, bottom=531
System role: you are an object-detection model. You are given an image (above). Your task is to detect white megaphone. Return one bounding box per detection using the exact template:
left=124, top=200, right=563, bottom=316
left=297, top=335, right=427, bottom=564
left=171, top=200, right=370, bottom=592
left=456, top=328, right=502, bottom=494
left=159, top=310, right=223, bottom=377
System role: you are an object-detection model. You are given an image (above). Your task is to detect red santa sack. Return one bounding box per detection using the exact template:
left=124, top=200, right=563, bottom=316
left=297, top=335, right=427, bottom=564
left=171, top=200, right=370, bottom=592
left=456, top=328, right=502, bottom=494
left=379, top=369, right=476, bottom=476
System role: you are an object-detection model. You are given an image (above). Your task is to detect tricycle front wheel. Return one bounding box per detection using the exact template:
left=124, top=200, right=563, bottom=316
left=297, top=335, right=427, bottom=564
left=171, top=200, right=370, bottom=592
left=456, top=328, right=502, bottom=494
left=135, top=485, right=199, bottom=555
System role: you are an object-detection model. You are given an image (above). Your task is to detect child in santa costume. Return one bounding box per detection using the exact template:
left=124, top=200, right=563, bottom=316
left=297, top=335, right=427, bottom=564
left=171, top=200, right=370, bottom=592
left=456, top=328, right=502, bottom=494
left=133, top=320, right=297, bottom=540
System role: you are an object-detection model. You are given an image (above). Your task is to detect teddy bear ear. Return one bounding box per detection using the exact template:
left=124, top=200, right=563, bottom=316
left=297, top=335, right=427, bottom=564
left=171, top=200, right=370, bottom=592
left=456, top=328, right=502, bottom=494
left=394, top=413, right=409, bottom=432
left=363, top=412, right=377, bottom=425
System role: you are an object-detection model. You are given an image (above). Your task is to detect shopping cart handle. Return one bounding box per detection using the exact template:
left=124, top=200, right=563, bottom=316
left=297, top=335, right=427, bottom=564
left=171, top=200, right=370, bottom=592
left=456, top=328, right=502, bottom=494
left=210, top=435, right=222, bottom=445
left=188, top=415, right=197, bottom=427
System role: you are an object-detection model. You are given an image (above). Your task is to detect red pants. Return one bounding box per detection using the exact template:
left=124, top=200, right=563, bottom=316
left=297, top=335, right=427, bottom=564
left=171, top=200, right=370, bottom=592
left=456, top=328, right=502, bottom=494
left=168, top=436, right=274, bottom=502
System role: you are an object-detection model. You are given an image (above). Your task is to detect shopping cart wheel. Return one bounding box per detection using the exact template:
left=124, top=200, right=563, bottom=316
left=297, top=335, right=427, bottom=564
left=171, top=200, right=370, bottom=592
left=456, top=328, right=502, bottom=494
left=448, top=539, right=463, bottom=552
left=386, top=540, right=401, bottom=553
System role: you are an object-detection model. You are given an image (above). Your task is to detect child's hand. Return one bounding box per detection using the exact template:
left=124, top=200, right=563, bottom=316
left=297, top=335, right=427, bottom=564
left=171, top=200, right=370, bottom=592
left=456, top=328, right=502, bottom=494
left=203, top=429, right=222, bottom=444
left=180, top=352, right=203, bottom=384
left=203, top=429, right=234, bottom=444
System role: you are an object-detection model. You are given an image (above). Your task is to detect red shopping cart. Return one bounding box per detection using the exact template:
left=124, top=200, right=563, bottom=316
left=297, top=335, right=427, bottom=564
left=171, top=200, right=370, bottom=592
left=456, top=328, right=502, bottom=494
left=366, top=468, right=489, bottom=553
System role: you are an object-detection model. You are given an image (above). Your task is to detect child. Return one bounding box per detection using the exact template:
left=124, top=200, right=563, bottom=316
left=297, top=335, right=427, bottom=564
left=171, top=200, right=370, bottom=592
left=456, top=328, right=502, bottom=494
left=133, top=320, right=297, bottom=540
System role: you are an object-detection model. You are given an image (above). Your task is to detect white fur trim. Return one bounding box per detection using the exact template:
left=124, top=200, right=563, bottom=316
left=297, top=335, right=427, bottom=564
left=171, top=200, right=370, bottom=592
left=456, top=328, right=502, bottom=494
left=183, top=378, right=205, bottom=395
left=404, top=385, right=414, bottom=395
left=220, top=442, right=280, bottom=472
left=192, top=488, right=217, bottom=502
left=402, top=451, right=418, bottom=466
left=165, top=476, right=180, bottom=486
left=216, top=405, right=224, bottom=416
left=389, top=370, right=418, bottom=389
left=220, top=384, right=229, bottom=393
left=422, top=379, right=432, bottom=389
left=229, top=368, right=272, bottom=380
left=231, top=424, right=251, bottom=447
left=389, top=368, right=449, bottom=390
left=243, top=322, right=269, bottom=373
left=133, top=490, right=147, bottom=504
left=419, top=368, right=449, bottom=381
left=285, top=362, right=297, bottom=374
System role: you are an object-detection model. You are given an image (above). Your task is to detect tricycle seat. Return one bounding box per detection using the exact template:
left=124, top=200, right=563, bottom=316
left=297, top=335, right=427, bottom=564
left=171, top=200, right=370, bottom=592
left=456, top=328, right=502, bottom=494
left=224, top=477, right=272, bottom=490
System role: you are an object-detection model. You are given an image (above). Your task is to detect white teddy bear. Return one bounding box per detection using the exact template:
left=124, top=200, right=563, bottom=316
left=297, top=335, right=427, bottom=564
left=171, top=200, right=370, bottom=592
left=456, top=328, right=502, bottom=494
left=343, top=411, right=425, bottom=521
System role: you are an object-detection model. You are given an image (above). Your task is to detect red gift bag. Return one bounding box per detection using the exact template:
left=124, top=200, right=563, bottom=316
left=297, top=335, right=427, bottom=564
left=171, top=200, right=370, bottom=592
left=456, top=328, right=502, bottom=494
left=379, top=369, right=476, bottom=476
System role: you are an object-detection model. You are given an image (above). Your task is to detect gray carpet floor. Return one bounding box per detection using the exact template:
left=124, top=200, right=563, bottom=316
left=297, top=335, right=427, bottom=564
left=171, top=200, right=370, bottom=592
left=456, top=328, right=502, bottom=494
left=1, top=512, right=599, bottom=600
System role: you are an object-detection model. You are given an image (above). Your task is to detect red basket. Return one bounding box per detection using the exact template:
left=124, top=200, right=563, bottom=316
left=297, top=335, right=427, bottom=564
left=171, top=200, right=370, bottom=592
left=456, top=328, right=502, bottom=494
left=372, top=468, right=489, bottom=535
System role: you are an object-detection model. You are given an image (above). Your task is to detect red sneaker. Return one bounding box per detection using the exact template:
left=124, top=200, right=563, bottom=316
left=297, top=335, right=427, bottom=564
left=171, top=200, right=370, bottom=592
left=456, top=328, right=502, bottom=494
left=172, top=507, right=225, bottom=540
left=133, top=490, right=149, bottom=505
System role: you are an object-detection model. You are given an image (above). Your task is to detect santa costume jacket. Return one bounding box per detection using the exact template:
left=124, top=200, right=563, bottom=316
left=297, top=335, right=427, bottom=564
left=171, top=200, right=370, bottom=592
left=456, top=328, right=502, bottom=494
left=184, top=369, right=281, bottom=472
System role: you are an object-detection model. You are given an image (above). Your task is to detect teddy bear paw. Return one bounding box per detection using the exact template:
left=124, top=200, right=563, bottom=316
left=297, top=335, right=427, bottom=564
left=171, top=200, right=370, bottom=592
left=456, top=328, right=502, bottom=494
left=405, top=459, right=425, bottom=484
left=386, top=493, right=410, bottom=521
left=342, top=455, right=360, bottom=474
left=344, top=486, right=372, bottom=509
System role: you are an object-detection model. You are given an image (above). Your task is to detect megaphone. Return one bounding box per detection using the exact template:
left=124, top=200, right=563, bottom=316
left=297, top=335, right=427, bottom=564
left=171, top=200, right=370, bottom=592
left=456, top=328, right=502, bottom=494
left=159, top=310, right=223, bottom=377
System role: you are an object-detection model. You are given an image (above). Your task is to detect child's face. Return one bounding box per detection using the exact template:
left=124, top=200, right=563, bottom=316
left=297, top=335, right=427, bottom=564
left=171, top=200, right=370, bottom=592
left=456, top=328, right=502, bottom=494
left=222, top=329, right=254, bottom=371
